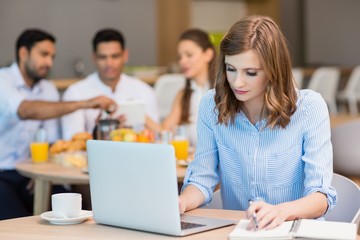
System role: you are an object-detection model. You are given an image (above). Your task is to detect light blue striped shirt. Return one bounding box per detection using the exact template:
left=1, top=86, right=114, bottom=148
left=0, top=63, right=60, bottom=170
left=182, top=89, right=337, bottom=213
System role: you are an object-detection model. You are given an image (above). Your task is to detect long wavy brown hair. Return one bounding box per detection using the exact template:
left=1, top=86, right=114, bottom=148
left=214, top=15, right=297, bottom=128
left=179, top=29, right=216, bottom=124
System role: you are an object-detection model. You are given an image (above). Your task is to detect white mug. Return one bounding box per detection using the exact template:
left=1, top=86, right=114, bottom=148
left=52, top=193, right=82, bottom=218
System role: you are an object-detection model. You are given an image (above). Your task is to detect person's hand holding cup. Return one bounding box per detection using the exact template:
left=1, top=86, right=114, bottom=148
left=30, top=128, right=49, bottom=163
left=52, top=193, right=82, bottom=218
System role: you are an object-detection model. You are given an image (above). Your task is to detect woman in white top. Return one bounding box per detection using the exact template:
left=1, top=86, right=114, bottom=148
left=148, top=29, right=215, bottom=146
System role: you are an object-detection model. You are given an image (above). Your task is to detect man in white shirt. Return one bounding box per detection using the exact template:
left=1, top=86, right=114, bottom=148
left=61, top=29, right=159, bottom=140
left=0, top=29, right=116, bottom=220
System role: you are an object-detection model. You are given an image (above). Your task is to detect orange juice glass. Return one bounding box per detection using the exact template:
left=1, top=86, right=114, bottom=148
left=30, top=142, right=49, bottom=163
left=171, top=139, right=189, bottom=161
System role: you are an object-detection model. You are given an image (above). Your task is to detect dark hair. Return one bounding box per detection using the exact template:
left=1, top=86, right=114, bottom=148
left=214, top=15, right=297, bottom=128
left=92, top=29, right=126, bottom=52
left=16, top=29, right=56, bottom=63
left=178, top=29, right=216, bottom=124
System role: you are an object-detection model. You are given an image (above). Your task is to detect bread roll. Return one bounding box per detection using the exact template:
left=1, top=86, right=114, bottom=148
left=71, top=132, right=93, bottom=141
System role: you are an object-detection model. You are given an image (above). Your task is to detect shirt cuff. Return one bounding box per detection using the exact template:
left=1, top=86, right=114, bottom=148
left=182, top=182, right=212, bottom=207
left=305, top=187, right=337, bottom=215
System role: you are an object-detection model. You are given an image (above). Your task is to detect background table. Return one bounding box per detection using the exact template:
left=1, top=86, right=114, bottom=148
left=16, top=161, right=187, bottom=215
left=330, top=115, right=360, bottom=128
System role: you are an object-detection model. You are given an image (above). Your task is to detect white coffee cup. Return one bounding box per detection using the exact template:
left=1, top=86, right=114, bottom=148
left=52, top=193, right=82, bottom=218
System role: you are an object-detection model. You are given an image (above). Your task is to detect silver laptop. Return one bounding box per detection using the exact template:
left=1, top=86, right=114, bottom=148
left=87, top=140, right=235, bottom=236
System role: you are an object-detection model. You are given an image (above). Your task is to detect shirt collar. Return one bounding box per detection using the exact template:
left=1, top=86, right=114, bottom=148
left=114, top=74, right=129, bottom=92
left=190, top=80, right=210, bottom=93
left=10, top=62, right=43, bottom=94
left=10, top=62, right=27, bottom=88
left=238, top=111, right=268, bottom=131
left=93, top=72, right=125, bottom=94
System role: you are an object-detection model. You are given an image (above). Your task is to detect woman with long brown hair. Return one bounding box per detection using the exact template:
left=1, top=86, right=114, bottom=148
left=179, top=15, right=336, bottom=230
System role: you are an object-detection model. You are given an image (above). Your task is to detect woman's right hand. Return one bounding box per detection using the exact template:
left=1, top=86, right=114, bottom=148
left=178, top=185, right=205, bottom=214
left=246, top=200, right=288, bottom=230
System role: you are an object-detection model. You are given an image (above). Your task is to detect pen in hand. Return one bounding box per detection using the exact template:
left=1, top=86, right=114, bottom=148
left=248, top=200, right=259, bottom=230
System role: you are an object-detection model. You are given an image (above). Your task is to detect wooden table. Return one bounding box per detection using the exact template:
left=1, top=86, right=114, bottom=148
left=0, top=208, right=360, bottom=240
left=51, top=75, right=159, bottom=92
left=15, top=161, right=187, bottom=215
left=330, top=114, right=360, bottom=128
left=0, top=209, right=238, bottom=240
left=51, top=78, right=80, bottom=92
left=0, top=208, right=358, bottom=240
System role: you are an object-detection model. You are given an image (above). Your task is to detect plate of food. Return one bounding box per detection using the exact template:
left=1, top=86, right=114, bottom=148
left=49, top=132, right=91, bottom=168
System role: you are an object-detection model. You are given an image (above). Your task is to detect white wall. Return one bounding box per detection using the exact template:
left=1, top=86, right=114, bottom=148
left=191, top=0, right=247, bottom=32
left=305, top=0, right=360, bottom=66
left=0, top=0, right=157, bottom=78
left=279, top=0, right=303, bottom=66
left=2, top=0, right=359, bottom=79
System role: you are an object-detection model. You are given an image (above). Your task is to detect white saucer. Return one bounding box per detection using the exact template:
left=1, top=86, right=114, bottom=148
left=41, top=210, right=93, bottom=225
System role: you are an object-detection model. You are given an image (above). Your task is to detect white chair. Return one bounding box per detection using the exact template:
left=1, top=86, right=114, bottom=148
left=337, top=66, right=360, bottom=115
left=153, top=74, right=186, bottom=121
left=202, top=189, right=222, bottom=209
left=307, top=67, right=340, bottom=115
left=325, top=173, right=360, bottom=227
left=331, top=120, right=360, bottom=177
left=292, top=68, right=304, bottom=89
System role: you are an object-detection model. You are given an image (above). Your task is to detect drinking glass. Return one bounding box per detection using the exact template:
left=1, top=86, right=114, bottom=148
left=30, top=128, right=49, bottom=163
left=171, top=126, right=189, bottom=161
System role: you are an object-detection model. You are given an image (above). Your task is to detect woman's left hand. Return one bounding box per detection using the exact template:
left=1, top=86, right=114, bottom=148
left=246, top=200, right=289, bottom=230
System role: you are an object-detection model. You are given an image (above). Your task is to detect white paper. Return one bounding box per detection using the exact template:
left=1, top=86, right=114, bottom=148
left=229, top=219, right=357, bottom=240
left=229, top=219, right=293, bottom=239
left=112, top=100, right=145, bottom=127
left=295, top=219, right=356, bottom=240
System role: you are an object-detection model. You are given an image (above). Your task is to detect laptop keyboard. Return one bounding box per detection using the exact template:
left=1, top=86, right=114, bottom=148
left=181, top=221, right=206, bottom=230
